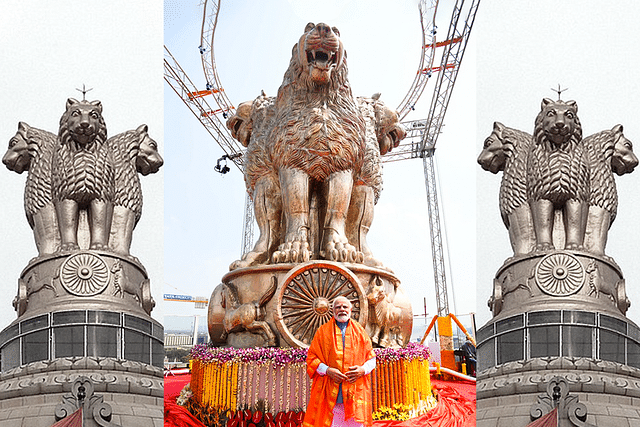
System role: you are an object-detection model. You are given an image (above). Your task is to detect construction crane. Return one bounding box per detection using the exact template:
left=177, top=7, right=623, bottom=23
left=164, top=0, right=480, bottom=324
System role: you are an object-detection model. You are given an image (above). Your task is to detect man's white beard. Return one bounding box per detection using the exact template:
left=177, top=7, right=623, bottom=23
left=336, top=314, right=350, bottom=322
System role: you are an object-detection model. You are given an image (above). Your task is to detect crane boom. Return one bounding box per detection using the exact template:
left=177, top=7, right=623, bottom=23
left=164, top=45, right=244, bottom=170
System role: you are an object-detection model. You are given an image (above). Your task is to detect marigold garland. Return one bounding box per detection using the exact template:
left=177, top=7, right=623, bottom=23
left=188, top=343, right=433, bottom=421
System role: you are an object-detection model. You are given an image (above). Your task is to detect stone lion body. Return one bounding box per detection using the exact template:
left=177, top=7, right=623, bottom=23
left=478, top=122, right=535, bottom=255
left=51, top=98, right=115, bottom=251
left=108, top=124, right=163, bottom=255
left=269, top=23, right=366, bottom=263
left=526, top=98, right=588, bottom=251
left=227, top=94, right=282, bottom=269
left=583, top=124, right=637, bottom=254
left=269, top=25, right=365, bottom=181
left=3, top=122, right=60, bottom=255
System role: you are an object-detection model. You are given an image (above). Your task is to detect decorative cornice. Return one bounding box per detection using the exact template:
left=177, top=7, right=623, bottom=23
left=0, top=357, right=162, bottom=400
left=477, top=357, right=640, bottom=399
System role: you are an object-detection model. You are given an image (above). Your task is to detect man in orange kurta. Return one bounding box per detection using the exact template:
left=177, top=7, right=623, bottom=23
left=303, top=296, right=376, bottom=427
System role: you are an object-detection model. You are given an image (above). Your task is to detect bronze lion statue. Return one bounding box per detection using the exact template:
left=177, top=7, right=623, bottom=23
left=3, top=122, right=60, bottom=255
left=350, top=95, right=404, bottom=267
left=227, top=93, right=282, bottom=270
left=526, top=98, right=589, bottom=251
left=52, top=98, right=115, bottom=251
left=269, top=22, right=366, bottom=264
left=226, top=24, right=405, bottom=269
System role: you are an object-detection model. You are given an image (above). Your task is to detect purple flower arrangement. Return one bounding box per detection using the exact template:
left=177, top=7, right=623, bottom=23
left=190, top=342, right=431, bottom=365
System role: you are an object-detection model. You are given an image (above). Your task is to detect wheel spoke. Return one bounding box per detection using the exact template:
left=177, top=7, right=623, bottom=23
left=285, top=285, right=314, bottom=303
left=300, top=272, right=319, bottom=299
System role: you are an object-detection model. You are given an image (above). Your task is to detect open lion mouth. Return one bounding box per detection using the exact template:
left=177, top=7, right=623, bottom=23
left=306, top=49, right=337, bottom=70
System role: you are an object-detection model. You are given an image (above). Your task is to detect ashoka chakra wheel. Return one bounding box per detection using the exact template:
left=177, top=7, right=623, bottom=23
left=275, top=262, right=367, bottom=348
left=535, top=252, right=585, bottom=296
left=60, top=252, right=110, bottom=296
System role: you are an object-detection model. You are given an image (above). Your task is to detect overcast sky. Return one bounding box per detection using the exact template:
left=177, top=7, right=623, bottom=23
left=164, top=0, right=478, bottom=333
left=0, top=1, right=164, bottom=327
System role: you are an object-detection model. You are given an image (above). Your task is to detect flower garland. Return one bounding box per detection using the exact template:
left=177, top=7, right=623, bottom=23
left=189, top=343, right=433, bottom=420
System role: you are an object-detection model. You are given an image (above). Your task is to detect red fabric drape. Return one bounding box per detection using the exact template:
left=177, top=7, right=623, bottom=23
left=526, top=408, right=557, bottom=427
left=50, top=407, right=82, bottom=427
left=372, top=382, right=475, bottom=427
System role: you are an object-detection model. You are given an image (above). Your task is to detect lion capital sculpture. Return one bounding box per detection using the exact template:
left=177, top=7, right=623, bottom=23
left=269, top=22, right=366, bottom=264
left=226, top=23, right=405, bottom=270
left=479, top=98, right=637, bottom=257
left=51, top=98, right=115, bottom=251
left=526, top=98, right=589, bottom=251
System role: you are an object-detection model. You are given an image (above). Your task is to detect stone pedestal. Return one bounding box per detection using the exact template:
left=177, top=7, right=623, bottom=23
left=0, top=251, right=163, bottom=426
left=208, top=261, right=413, bottom=348
left=477, top=250, right=640, bottom=426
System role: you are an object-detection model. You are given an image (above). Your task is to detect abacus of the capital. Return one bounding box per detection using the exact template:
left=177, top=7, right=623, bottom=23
left=0, top=93, right=164, bottom=427
left=207, top=22, right=413, bottom=349
left=476, top=95, right=640, bottom=426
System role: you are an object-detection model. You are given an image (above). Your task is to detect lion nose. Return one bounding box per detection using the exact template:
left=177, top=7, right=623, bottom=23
left=316, top=23, right=331, bottom=36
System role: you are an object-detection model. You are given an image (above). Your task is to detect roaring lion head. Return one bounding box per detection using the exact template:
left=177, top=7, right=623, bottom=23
left=3, top=122, right=31, bottom=174
left=59, top=98, right=107, bottom=151
left=281, top=22, right=347, bottom=93
left=373, top=99, right=405, bottom=156
left=135, top=125, right=164, bottom=176
left=610, top=124, right=638, bottom=175
left=534, top=98, right=582, bottom=150
left=297, top=22, right=344, bottom=86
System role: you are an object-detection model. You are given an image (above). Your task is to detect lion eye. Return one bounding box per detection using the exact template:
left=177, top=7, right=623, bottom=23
left=150, top=143, right=157, bottom=150
left=546, top=110, right=555, bottom=117
left=9, top=138, right=17, bottom=148
left=483, top=138, right=493, bottom=148
left=71, top=110, right=81, bottom=116
left=565, top=112, right=574, bottom=119
left=90, top=111, right=99, bottom=119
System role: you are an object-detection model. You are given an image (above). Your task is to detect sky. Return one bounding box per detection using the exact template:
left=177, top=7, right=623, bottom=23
left=475, top=1, right=640, bottom=326
left=164, top=0, right=478, bottom=335
left=0, top=1, right=164, bottom=327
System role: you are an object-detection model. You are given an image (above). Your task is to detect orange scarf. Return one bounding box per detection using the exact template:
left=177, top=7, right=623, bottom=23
left=303, top=318, right=375, bottom=427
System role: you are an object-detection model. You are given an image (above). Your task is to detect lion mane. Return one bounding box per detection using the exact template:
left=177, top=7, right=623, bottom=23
left=108, top=125, right=147, bottom=224
left=270, top=22, right=365, bottom=181
left=527, top=99, right=588, bottom=206
left=479, top=122, right=534, bottom=228
left=52, top=99, right=114, bottom=205
left=240, top=93, right=278, bottom=198
left=3, top=123, right=57, bottom=226
left=583, top=126, right=622, bottom=223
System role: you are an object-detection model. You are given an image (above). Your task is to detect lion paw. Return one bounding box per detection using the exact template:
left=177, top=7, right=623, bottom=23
left=272, top=241, right=311, bottom=264
left=564, top=243, right=584, bottom=251
left=230, top=251, right=269, bottom=271
left=322, top=241, right=362, bottom=263
left=58, top=243, right=80, bottom=252
left=90, top=243, right=108, bottom=251
left=534, top=243, right=554, bottom=252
